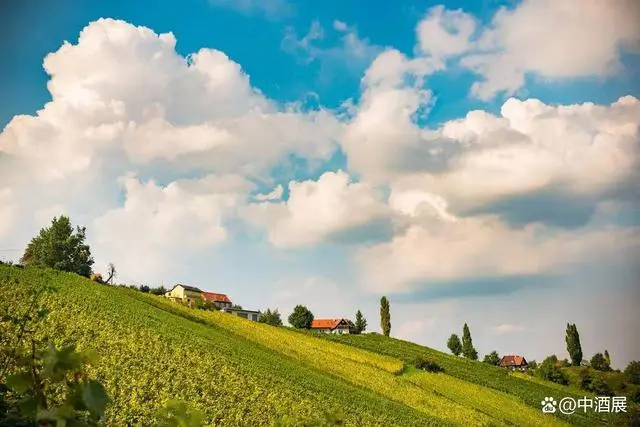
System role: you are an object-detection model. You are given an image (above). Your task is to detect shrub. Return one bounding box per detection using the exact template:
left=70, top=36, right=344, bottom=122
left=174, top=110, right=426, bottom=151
left=538, top=356, right=569, bottom=385
left=412, top=356, right=444, bottom=373
left=90, top=273, right=104, bottom=283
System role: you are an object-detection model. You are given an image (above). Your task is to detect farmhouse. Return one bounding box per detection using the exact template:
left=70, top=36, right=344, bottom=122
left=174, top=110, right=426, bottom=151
left=222, top=307, right=261, bottom=322
left=499, top=355, right=528, bottom=371
left=311, top=318, right=353, bottom=334
left=202, top=292, right=232, bottom=309
left=164, top=284, right=202, bottom=303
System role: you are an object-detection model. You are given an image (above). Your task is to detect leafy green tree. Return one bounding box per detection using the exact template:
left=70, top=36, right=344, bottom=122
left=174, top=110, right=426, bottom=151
left=447, top=334, right=462, bottom=356
left=483, top=351, right=500, bottom=365
left=231, top=304, right=243, bottom=310
left=604, top=349, right=611, bottom=366
left=624, top=361, right=640, bottom=385
left=288, top=305, right=314, bottom=329
left=380, top=296, right=391, bottom=337
left=354, top=310, right=367, bottom=334
left=538, top=355, right=569, bottom=385
left=150, top=286, right=167, bottom=296
left=565, top=323, right=583, bottom=366
left=259, top=308, right=283, bottom=326
left=579, top=368, right=613, bottom=396
left=140, top=285, right=150, bottom=293
left=21, top=216, right=94, bottom=277
left=461, top=323, right=478, bottom=360
left=590, top=353, right=611, bottom=371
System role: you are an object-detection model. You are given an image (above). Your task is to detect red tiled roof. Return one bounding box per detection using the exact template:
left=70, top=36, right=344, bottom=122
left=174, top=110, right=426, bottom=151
left=311, top=319, right=347, bottom=330
left=500, top=355, right=527, bottom=367
left=201, top=292, right=231, bottom=303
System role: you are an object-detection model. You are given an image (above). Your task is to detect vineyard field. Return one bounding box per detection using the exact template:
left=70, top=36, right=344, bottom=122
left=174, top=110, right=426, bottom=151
left=0, top=266, right=629, bottom=426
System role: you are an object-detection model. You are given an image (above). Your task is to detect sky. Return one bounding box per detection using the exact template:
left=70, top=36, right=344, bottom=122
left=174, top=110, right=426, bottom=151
left=1, top=0, right=639, bottom=368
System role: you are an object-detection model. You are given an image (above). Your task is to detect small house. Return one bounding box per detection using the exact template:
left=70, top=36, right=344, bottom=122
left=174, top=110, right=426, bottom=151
left=311, top=318, right=352, bottom=334
left=222, top=307, right=261, bottom=322
left=499, top=355, right=528, bottom=371
left=165, top=284, right=202, bottom=303
left=201, top=292, right=232, bottom=309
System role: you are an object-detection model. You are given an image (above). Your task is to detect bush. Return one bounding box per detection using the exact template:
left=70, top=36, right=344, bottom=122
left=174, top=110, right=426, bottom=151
left=625, top=361, right=640, bottom=385
left=538, top=356, right=569, bottom=385
left=288, top=305, right=314, bottom=329
left=579, top=368, right=613, bottom=396
left=590, top=353, right=611, bottom=371
left=412, top=356, right=444, bottom=373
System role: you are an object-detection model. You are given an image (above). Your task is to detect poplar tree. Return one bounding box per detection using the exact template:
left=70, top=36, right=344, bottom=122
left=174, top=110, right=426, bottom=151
left=565, top=323, right=583, bottom=366
left=380, top=297, right=391, bottom=337
left=461, top=323, right=478, bottom=360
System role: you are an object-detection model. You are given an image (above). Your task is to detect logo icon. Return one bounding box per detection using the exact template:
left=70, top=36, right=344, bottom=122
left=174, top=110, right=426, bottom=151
left=541, top=397, right=557, bottom=413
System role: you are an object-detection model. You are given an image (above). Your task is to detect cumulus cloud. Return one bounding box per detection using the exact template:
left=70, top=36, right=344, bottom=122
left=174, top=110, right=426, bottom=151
left=253, top=185, right=284, bottom=201
left=460, top=0, right=640, bottom=99
left=416, top=5, right=477, bottom=59
left=244, top=171, right=390, bottom=247
left=93, top=174, right=251, bottom=279
left=357, top=214, right=640, bottom=293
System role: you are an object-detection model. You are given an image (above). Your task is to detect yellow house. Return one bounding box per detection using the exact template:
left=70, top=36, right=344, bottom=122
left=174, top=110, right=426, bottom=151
left=165, top=284, right=202, bottom=303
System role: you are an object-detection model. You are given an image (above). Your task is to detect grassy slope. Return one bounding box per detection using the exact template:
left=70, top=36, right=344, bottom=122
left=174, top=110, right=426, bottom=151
left=0, top=266, right=609, bottom=426
left=314, top=332, right=636, bottom=426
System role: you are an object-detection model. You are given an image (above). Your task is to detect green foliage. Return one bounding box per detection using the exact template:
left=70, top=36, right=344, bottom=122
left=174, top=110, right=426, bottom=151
left=379, top=296, right=391, bottom=337
left=625, top=361, right=640, bottom=385
left=483, top=351, right=500, bottom=366
left=149, top=286, right=167, bottom=295
left=140, top=285, right=151, bottom=293
left=447, top=334, right=462, bottom=356
left=461, top=323, right=478, bottom=360
left=231, top=304, right=243, bottom=310
left=312, top=332, right=633, bottom=426
left=259, top=308, right=283, bottom=326
left=590, top=352, right=611, bottom=371
left=0, top=279, right=109, bottom=426
left=275, top=411, right=345, bottom=427
left=288, top=305, right=314, bottom=329
left=354, top=310, right=367, bottom=334
left=604, top=349, right=611, bottom=366
left=20, top=215, right=94, bottom=277
left=538, top=356, right=569, bottom=385
left=578, top=368, right=613, bottom=396
left=565, top=323, right=583, bottom=366
left=155, top=400, right=205, bottom=427
left=412, top=356, right=444, bottom=373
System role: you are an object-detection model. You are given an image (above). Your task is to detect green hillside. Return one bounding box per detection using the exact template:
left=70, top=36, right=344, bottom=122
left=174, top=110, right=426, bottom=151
left=0, top=266, right=632, bottom=426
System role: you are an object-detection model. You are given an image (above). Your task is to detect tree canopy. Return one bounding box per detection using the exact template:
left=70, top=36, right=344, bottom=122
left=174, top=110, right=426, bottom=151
left=259, top=309, right=283, bottom=326
left=565, top=323, right=583, bottom=366
left=380, top=297, right=391, bottom=337
left=354, top=310, right=367, bottom=334
left=461, top=323, right=478, bottom=360
left=21, top=216, right=94, bottom=277
left=483, top=351, right=500, bottom=366
left=288, top=305, right=314, bottom=329
left=447, top=334, right=462, bottom=356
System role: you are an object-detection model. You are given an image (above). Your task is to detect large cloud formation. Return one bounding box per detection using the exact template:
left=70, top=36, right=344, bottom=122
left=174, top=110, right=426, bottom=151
left=1, top=3, right=638, bottom=297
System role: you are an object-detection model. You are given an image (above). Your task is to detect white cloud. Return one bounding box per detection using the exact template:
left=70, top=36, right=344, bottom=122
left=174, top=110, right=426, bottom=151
left=93, top=174, right=251, bottom=279
left=396, top=318, right=438, bottom=342
left=416, top=5, right=477, bottom=59
left=357, top=214, right=640, bottom=293
left=492, top=324, right=526, bottom=334
left=0, top=188, right=17, bottom=237
left=254, top=185, right=284, bottom=201
left=244, top=171, right=389, bottom=248
left=460, top=0, right=640, bottom=99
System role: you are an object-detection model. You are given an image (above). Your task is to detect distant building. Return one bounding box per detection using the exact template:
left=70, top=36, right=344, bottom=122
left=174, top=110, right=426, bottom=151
left=165, top=284, right=202, bottom=303
left=499, top=355, right=528, bottom=371
left=311, top=318, right=353, bottom=334
left=222, top=307, right=260, bottom=322
left=201, top=292, right=232, bottom=310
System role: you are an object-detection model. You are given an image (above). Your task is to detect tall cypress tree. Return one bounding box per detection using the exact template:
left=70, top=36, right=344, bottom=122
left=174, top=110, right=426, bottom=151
left=565, top=323, right=583, bottom=366
left=461, top=323, right=478, bottom=360
left=354, top=310, right=367, bottom=334
left=604, top=349, right=611, bottom=366
left=380, top=297, right=391, bottom=337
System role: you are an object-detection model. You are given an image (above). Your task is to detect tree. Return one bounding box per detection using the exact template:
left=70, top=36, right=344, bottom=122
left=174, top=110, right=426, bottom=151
left=140, top=285, right=150, bottom=293
left=590, top=353, right=611, bottom=371
left=565, top=323, right=583, bottom=366
left=259, top=309, right=283, bottom=326
left=231, top=304, right=243, bottom=310
left=483, top=351, right=500, bottom=366
left=354, top=310, right=367, bottom=334
left=288, top=305, right=314, bottom=329
left=604, top=349, right=611, bottom=366
left=150, top=286, right=167, bottom=296
left=105, top=263, right=117, bottom=285
left=447, top=334, right=462, bottom=356
left=461, top=323, right=478, bottom=360
left=380, top=296, right=391, bottom=337
left=624, top=361, right=640, bottom=385
left=20, top=216, right=94, bottom=277
left=538, top=355, right=569, bottom=385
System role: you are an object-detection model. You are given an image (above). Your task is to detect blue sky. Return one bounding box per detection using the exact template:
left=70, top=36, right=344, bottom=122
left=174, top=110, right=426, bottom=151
left=1, top=0, right=639, bottom=367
